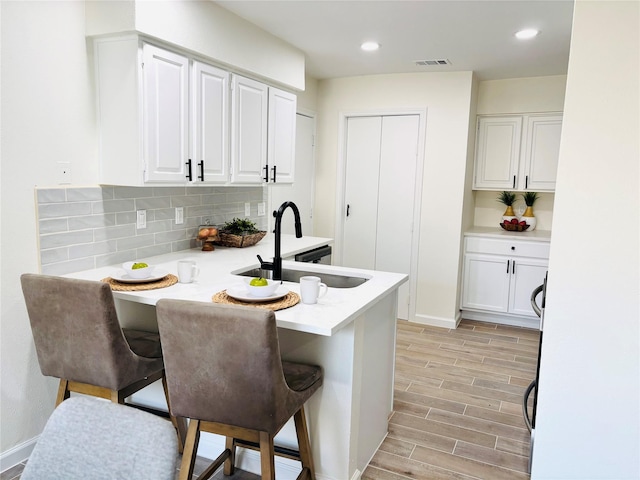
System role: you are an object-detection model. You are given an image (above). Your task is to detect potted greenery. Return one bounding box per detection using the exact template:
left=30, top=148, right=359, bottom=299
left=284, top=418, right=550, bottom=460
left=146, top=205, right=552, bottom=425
left=215, top=217, right=266, bottom=248
left=497, top=191, right=517, bottom=221
left=521, top=192, right=539, bottom=230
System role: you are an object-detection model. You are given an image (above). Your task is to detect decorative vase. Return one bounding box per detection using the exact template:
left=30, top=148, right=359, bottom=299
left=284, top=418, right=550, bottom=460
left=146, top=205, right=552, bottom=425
left=502, top=205, right=517, bottom=222
left=522, top=206, right=537, bottom=231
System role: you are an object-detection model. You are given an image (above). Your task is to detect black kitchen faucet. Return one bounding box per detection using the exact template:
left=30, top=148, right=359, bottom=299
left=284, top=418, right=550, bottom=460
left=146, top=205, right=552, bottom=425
left=257, top=201, right=302, bottom=281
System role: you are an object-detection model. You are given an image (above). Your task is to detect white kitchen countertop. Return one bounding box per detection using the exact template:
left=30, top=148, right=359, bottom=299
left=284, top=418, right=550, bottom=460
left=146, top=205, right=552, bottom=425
left=465, top=226, right=552, bottom=242
left=67, top=234, right=408, bottom=337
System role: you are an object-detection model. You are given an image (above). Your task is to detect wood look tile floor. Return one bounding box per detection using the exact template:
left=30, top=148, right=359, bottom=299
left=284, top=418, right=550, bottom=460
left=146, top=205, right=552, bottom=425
left=362, top=318, right=539, bottom=480
left=3, top=319, right=538, bottom=480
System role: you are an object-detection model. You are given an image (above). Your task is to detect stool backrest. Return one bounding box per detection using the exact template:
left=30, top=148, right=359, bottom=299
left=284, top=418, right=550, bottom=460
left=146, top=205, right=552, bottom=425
left=20, top=274, right=145, bottom=390
left=156, top=299, right=294, bottom=433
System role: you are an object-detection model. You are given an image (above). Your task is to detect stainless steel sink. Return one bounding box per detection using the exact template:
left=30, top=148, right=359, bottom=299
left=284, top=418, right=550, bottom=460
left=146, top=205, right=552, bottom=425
left=236, top=267, right=369, bottom=288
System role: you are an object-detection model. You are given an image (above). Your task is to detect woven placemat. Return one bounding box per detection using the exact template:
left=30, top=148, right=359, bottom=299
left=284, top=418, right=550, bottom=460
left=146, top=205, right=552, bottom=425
left=212, top=290, right=300, bottom=311
left=101, top=274, right=178, bottom=291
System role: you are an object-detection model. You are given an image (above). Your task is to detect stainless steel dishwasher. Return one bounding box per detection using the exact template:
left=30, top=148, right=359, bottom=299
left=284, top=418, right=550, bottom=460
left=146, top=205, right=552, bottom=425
left=294, top=245, right=332, bottom=265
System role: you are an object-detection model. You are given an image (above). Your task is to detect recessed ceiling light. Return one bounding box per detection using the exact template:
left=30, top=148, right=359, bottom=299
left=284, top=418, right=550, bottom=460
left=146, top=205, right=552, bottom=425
left=515, top=29, right=539, bottom=40
left=361, top=41, right=380, bottom=52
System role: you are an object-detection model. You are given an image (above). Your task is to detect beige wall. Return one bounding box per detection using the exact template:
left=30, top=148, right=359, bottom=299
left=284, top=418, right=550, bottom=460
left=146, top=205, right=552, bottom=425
left=473, top=75, right=567, bottom=231
left=1, top=0, right=98, bottom=461
left=532, top=1, right=639, bottom=476
left=85, top=0, right=306, bottom=91
left=315, top=72, right=475, bottom=326
left=297, top=74, right=318, bottom=112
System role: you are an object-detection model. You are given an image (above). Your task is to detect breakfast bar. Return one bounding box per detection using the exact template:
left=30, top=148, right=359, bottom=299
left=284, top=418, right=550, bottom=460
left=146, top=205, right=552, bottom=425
left=68, top=234, right=407, bottom=480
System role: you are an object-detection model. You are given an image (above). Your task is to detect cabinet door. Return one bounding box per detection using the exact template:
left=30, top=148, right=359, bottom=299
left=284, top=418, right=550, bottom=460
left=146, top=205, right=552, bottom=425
left=522, top=114, right=562, bottom=191
left=230, top=75, right=268, bottom=184
left=268, top=88, right=297, bottom=184
left=192, top=62, right=229, bottom=184
left=508, top=258, right=548, bottom=317
left=461, top=254, right=511, bottom=313
left=473, top=116, right=522, bottom=190
left=142, top=44, right=189, bottom=183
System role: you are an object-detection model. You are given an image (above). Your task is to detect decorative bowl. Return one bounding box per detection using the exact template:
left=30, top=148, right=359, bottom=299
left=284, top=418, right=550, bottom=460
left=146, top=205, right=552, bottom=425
left=244, top=278, right=280, bottom=297
left=122, top=261, right=155, bottom=279
left=500, top=222, right=530, bottom=232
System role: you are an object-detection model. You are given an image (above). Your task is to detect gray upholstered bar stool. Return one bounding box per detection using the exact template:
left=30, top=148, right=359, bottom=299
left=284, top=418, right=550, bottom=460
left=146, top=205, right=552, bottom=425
left=20, top=273, right=187, bottom=452
left=156, top=299, right=323, bottom=480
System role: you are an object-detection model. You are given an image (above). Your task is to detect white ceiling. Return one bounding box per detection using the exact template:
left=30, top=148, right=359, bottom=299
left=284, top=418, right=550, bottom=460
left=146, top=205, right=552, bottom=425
left=215, top=0, right=574, bottom=81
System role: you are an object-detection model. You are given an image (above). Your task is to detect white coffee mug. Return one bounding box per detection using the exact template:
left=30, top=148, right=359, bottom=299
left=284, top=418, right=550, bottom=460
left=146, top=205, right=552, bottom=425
left=177, top=260, right=199, bottom=283
left=299, top=276, right=328, bottom=304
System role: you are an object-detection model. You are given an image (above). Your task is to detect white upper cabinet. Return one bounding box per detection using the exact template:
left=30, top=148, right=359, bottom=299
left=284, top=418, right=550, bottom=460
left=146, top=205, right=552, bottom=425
left=267, top=88, right=297, bottom=184
left=230, top=75, right=268, bottom=184
left=192, top=61, right=230, bottom=183
left=522, top=114, right=563, bottom=191
left=94, top=37, right=296, bottom=187
left=473, top=113, right=562, bottom=191
left=473, top=116, right=523, bottom=190
left=230, top=76, right=296, bottom=185
left=142, top=45, right=190, bottom=183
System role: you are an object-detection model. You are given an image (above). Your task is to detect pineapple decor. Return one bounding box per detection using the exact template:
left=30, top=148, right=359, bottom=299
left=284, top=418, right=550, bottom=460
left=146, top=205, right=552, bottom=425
left=497, top=191, right=517, bottom=220
left=521, top=192, right=539, bottom=231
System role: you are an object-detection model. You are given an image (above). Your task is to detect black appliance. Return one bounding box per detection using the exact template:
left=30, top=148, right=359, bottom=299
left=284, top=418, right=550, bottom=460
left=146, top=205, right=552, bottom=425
left=523, top=272, right=547, bottom=473
left=294, top=245, right=332, bottom=264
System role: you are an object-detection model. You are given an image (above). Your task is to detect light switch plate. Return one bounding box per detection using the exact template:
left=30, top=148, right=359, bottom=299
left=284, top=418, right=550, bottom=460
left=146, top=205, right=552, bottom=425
left=175, top=207, right=184, bottom=225
left=245, top=202, right=251, bottom=216
left=258, top=202, right=266, bottom=216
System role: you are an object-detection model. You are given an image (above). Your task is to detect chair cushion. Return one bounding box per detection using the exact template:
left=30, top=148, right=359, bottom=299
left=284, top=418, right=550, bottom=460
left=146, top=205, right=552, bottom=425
left=282, top=361, right=323, bottom=392
left=122, top=329, right=163, bottom=359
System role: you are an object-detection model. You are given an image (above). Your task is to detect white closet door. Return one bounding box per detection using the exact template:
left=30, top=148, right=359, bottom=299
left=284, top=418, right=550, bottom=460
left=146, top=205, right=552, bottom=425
left=376, top=115, right=420, bottom=319
left=343, top=116, right=382, bottom=270
left=342, top=114, right=420, bottom=320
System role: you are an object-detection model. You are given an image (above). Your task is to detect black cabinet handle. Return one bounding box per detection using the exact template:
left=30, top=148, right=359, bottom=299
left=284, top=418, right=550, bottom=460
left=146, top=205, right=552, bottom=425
left=263, top=165, right=269, bottom=183
left=186, top=159, right=192, bottom=181
left=512, top=260, right=516, bottom=274
left=513, top=175, right=516, bottom=188
left=271, top=165, right=277, bottom=183
left=346, top=204, right=350, bottom=217
left=198, top=160, right=204, bottom=181
left=506, top=260, right=510, bottom=273
left=525, top=175, right=529, bottom=189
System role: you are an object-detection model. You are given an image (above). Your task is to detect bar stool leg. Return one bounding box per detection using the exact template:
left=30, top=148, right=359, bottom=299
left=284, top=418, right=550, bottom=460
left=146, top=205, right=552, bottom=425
left=179, top=420, right=200, bottom=480
left=259, top=431, right=276, bottom=480
left=294, top=406, right=316, bottom=480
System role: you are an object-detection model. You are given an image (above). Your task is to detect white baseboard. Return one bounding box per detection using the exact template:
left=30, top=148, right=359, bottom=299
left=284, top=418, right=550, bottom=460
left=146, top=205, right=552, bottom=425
left=0, top=436, right=38, bottom=473
left=411, top=311, right=460, bottom=329
left=460, top=310, right=540, bottom=329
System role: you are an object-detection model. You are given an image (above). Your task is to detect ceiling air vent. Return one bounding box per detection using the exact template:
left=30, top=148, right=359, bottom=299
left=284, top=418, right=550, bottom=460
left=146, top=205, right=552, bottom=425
left=415, top=59, right=451, bottom=66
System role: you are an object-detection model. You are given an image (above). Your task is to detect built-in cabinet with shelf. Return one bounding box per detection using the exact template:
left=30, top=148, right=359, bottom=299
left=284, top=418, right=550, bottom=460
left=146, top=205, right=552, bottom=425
left=461, top=234, right=550, bottom=327
left=94, top=36, right=295, bottom=186
left=473, top=113, right=562, bottom=192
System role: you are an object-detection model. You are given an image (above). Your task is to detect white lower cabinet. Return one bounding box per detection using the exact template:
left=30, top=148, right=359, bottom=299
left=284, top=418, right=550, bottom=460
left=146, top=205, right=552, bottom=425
left=461, top=235, right=549, bottom=326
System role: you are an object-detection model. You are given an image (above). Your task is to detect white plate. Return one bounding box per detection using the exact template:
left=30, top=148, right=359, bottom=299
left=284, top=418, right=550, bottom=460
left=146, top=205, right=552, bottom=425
left=111, top=269, right=169, bottom=284
left=226, top=284, right=289, bottom=303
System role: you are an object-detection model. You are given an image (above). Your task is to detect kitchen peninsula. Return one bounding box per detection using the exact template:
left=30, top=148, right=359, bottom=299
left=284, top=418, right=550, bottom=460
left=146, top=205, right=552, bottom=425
left=68, top=234, right=407, bottom=480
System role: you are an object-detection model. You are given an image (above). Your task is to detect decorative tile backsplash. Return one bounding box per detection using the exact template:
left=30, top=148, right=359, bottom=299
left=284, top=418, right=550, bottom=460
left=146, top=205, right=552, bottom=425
left=36, top=186, right=267, bottom=275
